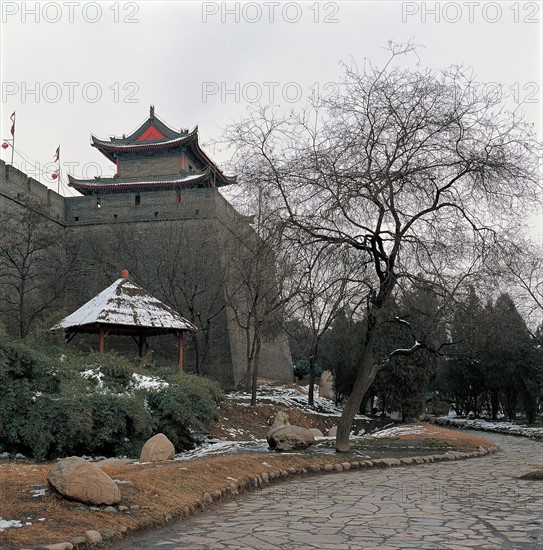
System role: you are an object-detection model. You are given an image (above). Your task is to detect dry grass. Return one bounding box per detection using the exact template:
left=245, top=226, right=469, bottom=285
left=394, top=424, right=496, bottom=451
left=0, top=424, right=495, bottom=549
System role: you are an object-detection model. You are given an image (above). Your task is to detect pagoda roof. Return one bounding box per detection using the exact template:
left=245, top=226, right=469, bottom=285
left=89, top=107, right=236, bottom=187
left=91, top=130, right=197, bottom=159
left=53, top=277, right=197, bottom=335
left=68, top=172, right=209, bottom=195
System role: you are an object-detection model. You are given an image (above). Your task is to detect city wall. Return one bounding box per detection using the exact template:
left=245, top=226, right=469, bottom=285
left=0, top=160, right=293, bottom=388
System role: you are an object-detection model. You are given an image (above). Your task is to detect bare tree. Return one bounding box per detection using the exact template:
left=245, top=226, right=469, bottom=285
left=489, top=236, right=543, bottom=330
left=0, top=199, right=75, bottom=338
left=284, top=240, right=366, bottom=406
left=223, top=198, right=294, bottom=405
left=223, top=45, right=541, bottom=450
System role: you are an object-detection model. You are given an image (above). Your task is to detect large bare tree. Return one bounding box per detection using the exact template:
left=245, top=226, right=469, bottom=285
left=224, top=46, right=541, bottom=451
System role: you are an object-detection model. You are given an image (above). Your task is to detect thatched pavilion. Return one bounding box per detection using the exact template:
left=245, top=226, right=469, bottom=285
left=53, top=270, right=197, bottom=372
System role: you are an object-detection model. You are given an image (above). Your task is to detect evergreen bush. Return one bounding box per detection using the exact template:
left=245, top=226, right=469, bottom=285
left=0, top=336, right=222, bottom=459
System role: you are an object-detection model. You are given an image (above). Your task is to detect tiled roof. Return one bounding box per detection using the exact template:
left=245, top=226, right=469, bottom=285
left=68, top=172, right=208, bottom=194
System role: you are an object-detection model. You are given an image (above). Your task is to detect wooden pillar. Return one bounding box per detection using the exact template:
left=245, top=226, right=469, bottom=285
left=178, top=332, right=184, bottom=373
left=138, top=334, right=145, bottom=358
left=99, top=327, right=105, bottom=354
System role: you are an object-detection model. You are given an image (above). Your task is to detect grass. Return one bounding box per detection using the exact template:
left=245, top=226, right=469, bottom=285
left=0, top=424, right=496, bottom=549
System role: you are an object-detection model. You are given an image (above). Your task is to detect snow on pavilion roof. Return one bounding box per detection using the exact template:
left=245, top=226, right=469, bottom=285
left=54, top=278, right=197, bottom=333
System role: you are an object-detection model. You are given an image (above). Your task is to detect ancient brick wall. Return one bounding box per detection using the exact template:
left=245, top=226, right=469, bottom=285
left=0, top=159, right=293, bottom=388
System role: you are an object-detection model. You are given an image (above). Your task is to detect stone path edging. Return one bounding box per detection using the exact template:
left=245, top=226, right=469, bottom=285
left=27, top=444, right=498, bottom=549
left=199, top=443, right=498, bottom=506
left=421, top=414, right=543, bottom=439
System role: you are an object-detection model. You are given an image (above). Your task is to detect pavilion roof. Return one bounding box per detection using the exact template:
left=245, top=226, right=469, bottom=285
left=53, top=278, right=197, bottom=334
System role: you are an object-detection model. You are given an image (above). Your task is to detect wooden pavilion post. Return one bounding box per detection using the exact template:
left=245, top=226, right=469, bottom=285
left=98, top=327, right=105, bottom=354
left=178, top=332, right=184, bottom=373
left=138, top=333, right=145, bottom=358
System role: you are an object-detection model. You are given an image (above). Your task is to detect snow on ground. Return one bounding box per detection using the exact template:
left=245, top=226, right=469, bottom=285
left=437, top=416, right=543, bottom=438
left=226, top=384, right=371, bottom=420
left=174, top=439, right=271, bottom=460
left=369, top=425, right=426, bottom=438
left=0, top=519, right=32, bottom=531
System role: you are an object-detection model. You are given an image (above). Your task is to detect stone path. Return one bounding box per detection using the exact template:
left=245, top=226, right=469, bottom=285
left=112, top=433, right=543, bottom=549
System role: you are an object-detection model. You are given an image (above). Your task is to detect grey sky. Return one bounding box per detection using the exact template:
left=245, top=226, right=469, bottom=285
left=1, top=1, right=541, bottom=233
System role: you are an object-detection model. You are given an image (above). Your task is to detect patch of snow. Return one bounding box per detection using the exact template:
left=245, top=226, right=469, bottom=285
left=439, top=416, right=543, bottom=438
left=225, top=385, right=371, bottom=420
left=174, top=439, right=270, bottom=461
left=371, top=425, right=426, bottom=438
left=31, top=487, right=47, bottom=497
left=0, top=518, right=32, bottom=531
left=130, top=373, right=169, bottom=391
left=81, top=368, right=105, bottom=387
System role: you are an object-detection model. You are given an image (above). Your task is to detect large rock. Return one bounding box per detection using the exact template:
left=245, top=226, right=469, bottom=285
left=267, top=426, right=315, bottom=451
left=432, top=400, right=450, bottom=416
left=270, top=410, right=290, bottom=430
left=319, top=371, right=335, bottom=400
left=139, top=433, right=175, bottom=462
left=47, top=457, right=121, bottom=505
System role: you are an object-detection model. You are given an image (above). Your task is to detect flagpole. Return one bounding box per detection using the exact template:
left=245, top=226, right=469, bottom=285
left=10, top=112, right=15, bottom=167
left=10, top=136, right=14, bottom=167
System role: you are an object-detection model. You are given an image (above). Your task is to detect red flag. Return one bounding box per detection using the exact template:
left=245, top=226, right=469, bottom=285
left=54, top=145, right=60, bottom=162
left=10, top=111, right=15, bottom=136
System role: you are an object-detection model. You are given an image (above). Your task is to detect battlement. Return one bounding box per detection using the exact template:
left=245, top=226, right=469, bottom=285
left=0, top=160, right=67, bottom=224
left=1, top=159, right=245, bottom=228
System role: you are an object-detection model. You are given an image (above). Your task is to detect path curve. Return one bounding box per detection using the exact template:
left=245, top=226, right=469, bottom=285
left=111, top=433, right=543, bottom=549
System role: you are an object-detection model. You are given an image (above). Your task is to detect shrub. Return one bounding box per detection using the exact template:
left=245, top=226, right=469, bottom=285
left=0, top=336, right=222, bottom=459
left=146, top=373, right=222, bottom=450
left=78, top=351, right=135, bottom=390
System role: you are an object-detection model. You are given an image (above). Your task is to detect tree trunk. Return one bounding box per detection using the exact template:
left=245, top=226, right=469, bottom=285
left=336, top=328, right=377, bottom=452
left=250, top=337, right=261, bottom=406
left=308, top=355, right=316, bottom=407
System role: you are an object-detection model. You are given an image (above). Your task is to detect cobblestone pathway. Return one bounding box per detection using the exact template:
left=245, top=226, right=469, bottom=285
left=112, top=432, right=543, bottom=549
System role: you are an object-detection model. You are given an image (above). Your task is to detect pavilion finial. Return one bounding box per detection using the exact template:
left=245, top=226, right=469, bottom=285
left=150, top=105, right=155, bottom=119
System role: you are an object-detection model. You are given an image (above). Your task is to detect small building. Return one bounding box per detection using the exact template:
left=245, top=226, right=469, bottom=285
left=68, top=105, right=236, bottom=195
left=53, top=270, right=197, bottom=372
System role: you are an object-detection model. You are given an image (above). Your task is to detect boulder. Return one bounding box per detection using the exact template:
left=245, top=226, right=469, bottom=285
left=270, top=410, right=290, bottom=430
left=139, top=433, right=175, bottom=462
left=267, top=426, right=315, bottom=451
left=432, top=400, right=450, bottom=416
left=47, top=456, right=121, bottom=505
left=309, top=428, right=324, bottom=437
left=319, top=370, right=335, bottom=400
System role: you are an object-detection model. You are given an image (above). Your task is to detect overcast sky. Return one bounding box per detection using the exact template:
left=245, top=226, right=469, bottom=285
left=1, top=0, right=541, bottom=232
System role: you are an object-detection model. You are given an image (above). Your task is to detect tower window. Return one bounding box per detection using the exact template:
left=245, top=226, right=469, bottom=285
left=135, top=194, right=141, bottom=206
